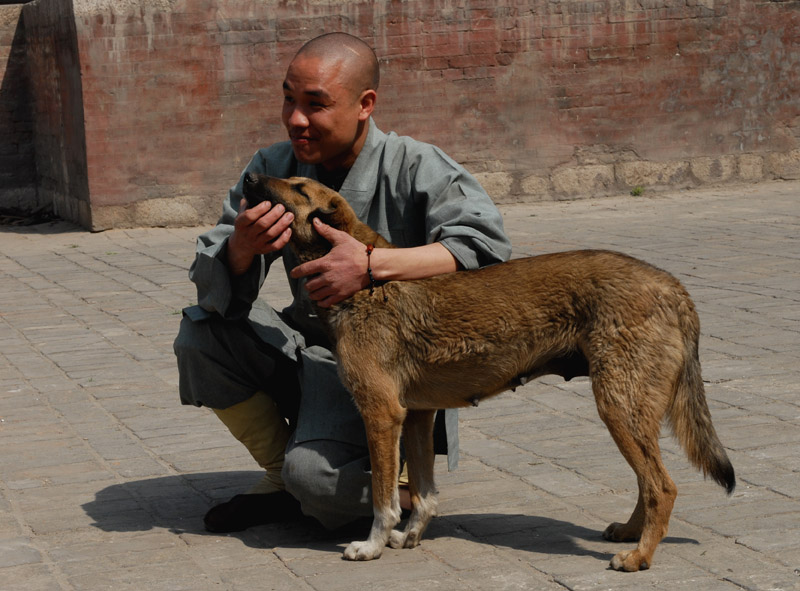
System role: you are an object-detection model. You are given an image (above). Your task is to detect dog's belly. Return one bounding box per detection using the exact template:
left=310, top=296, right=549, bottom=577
left=401, top=349, right=590, bottom=410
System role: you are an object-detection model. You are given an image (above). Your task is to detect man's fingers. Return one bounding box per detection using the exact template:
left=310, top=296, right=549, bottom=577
left=248, top=207, right=293, bottom=245
left=232, top=198, right=294, bottom=256
left=240, top=199, right=271, bottom=219
left=256, top=209, right=292, bottom=238
left=302, top=270, right=329, bottom=293
left=312, top=217, right=350, bottom=243
left=315, top=295, right=339, bottom=309
left=290, top=258, right=321, bottom=280
left=305, top=284, right=342, bottom=309
left=251, top=203, right=284, bottom=228
left=268, top=227, right=292, bottom=251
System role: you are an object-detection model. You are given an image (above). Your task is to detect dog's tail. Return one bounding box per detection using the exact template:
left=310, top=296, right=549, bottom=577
left=667, top=298, right=736, bottom=495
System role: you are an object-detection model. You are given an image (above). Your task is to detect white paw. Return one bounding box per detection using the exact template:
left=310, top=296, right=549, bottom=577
left=343, top=540, right=383, bottom=561
left=388, top=529, right=405, bottom=549
left=387, top=527, right=424, bottom=550
left=403, top=529, right=422, bottom=549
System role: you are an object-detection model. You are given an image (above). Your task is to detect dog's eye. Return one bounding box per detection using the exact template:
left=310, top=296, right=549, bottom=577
left=293, top=183, right=310, bottom=202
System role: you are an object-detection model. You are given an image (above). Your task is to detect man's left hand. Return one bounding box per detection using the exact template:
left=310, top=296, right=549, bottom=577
left=290, top=218, right=369, bottom=308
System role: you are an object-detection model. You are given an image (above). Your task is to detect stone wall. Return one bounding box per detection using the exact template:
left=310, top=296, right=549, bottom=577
left=4, top=0, right=799, bottom=229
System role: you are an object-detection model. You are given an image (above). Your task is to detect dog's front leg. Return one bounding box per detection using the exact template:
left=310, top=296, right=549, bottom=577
left=388, top=409, right=438, bottom=550
left=343, top=396, right=406, bottom=561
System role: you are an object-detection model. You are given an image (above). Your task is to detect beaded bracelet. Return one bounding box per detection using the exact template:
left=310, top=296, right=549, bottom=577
left=366, top=244, right=377, bottom=296
left=366, top=244, right=388, bottom=301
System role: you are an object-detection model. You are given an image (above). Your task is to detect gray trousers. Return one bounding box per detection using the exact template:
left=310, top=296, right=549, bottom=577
left=173, top=311, right=374, bottom=529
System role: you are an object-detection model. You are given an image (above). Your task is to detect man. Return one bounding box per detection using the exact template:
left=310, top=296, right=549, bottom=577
left=174, top=32, right=511, bottom=532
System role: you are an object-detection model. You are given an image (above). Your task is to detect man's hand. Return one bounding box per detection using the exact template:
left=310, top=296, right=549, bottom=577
left=290, top=218, right=369, bottom=308
left=227, top=198, right=294, bottom=275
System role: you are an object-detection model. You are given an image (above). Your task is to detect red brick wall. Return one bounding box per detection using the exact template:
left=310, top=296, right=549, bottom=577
left=13, top=0, right=800, bottom=228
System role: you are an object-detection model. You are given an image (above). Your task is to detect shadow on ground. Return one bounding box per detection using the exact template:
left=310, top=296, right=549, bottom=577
left=82, top=472, right=699, bottom=565
left=0, top=219, right=80, bottom=233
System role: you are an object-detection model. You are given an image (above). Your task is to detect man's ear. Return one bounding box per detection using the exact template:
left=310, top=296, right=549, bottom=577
left=358, top=89, right=376, bottom=121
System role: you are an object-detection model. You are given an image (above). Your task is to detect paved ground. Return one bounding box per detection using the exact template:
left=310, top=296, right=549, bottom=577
left=1, top=180, right=799, bottom=591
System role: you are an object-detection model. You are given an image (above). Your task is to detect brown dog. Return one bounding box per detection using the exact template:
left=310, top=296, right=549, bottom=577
left=242, top=173, right=735, bottom=572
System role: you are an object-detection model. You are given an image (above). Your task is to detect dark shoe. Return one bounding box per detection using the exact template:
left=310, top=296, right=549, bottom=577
left=203, top=491, right=302, bottom=533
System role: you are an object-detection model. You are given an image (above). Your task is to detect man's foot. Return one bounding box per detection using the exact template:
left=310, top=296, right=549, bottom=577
left=203, top=490, right=302, bottom=533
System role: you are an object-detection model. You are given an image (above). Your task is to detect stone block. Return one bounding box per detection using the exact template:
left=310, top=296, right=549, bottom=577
left=616, top=160, right=690, bottom=188
left=691, top=155, right=737, bottom=183
left=551, top=164, right=616, bottom=196
left=737, top=153, right=764, bottom=181
left=765, top=149, right=800, bottom=180
left=520, top=174, right=551, bottom=198
left=473, top=171, right=514, bottom=201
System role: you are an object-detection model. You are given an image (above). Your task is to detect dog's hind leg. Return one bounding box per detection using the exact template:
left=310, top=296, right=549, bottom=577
left=604, top=487, right=646, bottom=542
left=593, top=372, right=677, bottom=572
left=389, top=409, right=438, bottom=550
left=343, top=386, right=406, bottom=561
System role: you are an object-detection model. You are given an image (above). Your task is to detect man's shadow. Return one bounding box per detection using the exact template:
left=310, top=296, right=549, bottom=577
left=82, top=472, right=698, bottom=563
left=82, top=471, right=331, bottom=548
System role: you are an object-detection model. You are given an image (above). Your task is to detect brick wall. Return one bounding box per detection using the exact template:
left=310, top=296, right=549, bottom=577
left=0, top=4, right=37, bottom=213
left=9, top=0, right=800, bottom=229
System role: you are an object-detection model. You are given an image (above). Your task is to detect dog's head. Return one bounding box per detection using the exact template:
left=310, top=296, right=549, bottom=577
left=242, top=173, right=375, bottom=261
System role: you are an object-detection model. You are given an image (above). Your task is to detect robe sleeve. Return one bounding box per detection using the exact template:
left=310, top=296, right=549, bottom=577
left=408, top=146, right=512, bottom=269
left=188, top=148, right=290, bottom=319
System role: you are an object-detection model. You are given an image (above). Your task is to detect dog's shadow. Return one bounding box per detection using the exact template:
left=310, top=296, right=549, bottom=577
left=420, top=509, right=697, bottom=564
left=82, top=472, right=698, bottom=563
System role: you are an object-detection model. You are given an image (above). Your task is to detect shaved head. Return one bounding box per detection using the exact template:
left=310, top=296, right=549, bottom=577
left=282, top=33, right=379, bottom=170
left=293, top=32, right=380, bottom=97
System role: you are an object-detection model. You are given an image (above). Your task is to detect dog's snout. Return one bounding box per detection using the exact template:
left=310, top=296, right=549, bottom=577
left=242, top=172, right=271, bottom=210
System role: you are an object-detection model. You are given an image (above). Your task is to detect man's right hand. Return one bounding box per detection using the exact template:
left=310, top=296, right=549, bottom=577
left=227, top=198, right=294, bottom=275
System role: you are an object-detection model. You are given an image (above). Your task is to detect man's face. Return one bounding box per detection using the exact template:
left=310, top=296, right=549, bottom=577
left=281, top=55, right=369, bottom=171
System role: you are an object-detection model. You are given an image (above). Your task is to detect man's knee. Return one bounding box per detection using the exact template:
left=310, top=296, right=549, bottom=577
left=173, top=313, right=271, bottom=409
left=173, top=314, right=238, bottom=388
left=283, top=441, right=372, bottom=529
left=173, top=314, right=210, bottom=368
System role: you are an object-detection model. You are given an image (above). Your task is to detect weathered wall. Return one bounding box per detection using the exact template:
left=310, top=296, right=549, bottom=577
left=23, top=0, right=91, bottom=227
left=9, top=0, right=800, bottom=229
left=0, top=4, right=37, bottom=213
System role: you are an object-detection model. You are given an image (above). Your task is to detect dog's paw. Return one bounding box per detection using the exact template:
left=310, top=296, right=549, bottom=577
left=343, top=540, right=383, bottom=561
left=388, top=529, right=405, bottom=549
left=610, top=549, right=650, bottom=572
left=387, top=528, right=422, bottom=550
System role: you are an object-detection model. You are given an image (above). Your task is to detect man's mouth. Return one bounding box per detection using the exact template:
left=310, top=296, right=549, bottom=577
left=290, top=135, right=315, bottom=144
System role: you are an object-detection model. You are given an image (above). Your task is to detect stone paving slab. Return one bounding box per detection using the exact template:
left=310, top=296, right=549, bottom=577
left=1, top=180, right=799, bottom=590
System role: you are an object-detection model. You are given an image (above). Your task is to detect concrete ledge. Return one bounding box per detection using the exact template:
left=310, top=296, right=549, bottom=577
left=474, top=153, right=791, bottom=206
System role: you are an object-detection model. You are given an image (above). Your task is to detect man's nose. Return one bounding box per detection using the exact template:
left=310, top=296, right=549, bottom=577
left=286, top=105, right=309, bottom=128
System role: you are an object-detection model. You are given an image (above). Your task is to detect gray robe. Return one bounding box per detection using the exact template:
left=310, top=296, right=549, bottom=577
left=183, top=119, right=512, bottom=470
